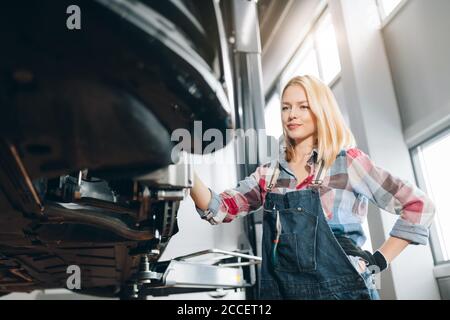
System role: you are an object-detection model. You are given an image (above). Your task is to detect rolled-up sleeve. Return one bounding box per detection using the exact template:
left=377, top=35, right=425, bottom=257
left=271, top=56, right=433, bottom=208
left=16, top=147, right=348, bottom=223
left=195, top=164, right=270, bottom=225
left=346, top=148, right=435, bottom=245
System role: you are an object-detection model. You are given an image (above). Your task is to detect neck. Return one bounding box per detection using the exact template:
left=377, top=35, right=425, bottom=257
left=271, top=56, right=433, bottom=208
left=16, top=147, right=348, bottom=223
left=292, top=136, right=317, bottom=163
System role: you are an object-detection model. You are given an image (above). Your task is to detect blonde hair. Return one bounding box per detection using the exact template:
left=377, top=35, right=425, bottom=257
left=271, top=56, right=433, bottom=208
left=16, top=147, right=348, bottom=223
left=281, top=75, right=356, bottom=170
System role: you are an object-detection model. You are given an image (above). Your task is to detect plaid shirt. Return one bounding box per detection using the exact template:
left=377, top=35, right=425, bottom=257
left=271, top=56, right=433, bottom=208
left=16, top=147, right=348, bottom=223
left=196, top=146, right=435, bottom=247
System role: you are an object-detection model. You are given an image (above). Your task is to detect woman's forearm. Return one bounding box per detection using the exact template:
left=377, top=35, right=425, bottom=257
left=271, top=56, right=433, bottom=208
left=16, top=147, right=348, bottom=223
left=190, top=171, right=212, bottom=211
left=377, top=236, right=411, bottom=264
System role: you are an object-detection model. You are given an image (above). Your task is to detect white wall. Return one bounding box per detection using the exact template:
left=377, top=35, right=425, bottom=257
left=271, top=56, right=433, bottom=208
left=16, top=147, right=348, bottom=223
left=331, top=79, right=350, bottom=129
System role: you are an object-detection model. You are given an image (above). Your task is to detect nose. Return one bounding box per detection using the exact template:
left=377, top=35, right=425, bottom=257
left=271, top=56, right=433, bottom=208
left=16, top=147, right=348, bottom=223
left=288, top=106, right=300, bottom=119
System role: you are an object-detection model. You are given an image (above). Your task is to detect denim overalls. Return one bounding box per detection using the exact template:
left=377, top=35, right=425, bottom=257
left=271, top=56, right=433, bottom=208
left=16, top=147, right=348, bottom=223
left=259, top=160, right=380, bottom=300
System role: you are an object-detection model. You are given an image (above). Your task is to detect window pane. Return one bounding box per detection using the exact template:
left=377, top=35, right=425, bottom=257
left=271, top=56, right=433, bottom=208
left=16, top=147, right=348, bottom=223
left=297, top=48, right=320, bottom=80
left=281, top=38, right=320, bottom=87
left=316, top=14, right=341, bottom=84
left=417, top=131, right=450, bottom=262
left=379, top=0, right=403, bottom=18
left=264, top=93, right=283, bottom=140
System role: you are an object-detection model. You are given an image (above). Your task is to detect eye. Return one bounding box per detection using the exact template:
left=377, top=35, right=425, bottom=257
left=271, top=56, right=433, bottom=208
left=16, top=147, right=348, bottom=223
left=282, top=105, right=290, bottom=111
left=300, top=105, right=310, bottom=109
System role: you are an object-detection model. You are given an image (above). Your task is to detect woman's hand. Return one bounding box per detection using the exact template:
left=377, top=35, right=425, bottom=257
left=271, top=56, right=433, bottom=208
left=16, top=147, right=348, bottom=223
left=363, top=236, right=411, bottom=273
left=190, top=171, right=212, bottom=212
left=377, top=236, right=411, bottom=264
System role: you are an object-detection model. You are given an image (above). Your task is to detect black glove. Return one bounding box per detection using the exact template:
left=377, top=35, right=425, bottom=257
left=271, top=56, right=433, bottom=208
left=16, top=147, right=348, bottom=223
left=335, top=236, right=388, bottom=274
left=363, top=250, right=388, bottom=274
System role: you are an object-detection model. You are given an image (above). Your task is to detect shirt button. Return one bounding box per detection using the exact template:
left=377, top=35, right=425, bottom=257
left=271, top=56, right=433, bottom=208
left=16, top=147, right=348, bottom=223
left=297, top=207, right=303, bottom=212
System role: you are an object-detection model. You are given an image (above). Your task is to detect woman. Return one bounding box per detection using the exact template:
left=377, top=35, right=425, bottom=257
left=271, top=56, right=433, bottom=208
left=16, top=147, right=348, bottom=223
left=190, top=75, right=435, bottom=300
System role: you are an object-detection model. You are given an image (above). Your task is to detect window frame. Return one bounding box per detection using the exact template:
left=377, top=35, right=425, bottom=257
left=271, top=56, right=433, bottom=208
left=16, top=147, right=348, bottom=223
left=411, top=127, right=450, bottom=264
left=376, top=0, right=409, bottom=28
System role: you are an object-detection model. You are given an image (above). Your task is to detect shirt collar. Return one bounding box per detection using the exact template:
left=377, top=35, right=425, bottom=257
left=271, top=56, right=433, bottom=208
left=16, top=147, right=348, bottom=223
left=307, top=148, right=319, bottom=165
left=278, top=143, right=319, bottom=174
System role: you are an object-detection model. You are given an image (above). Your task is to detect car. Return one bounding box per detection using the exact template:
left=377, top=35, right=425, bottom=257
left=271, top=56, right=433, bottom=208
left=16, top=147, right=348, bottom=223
left=0, top=0, right=264, bottom=299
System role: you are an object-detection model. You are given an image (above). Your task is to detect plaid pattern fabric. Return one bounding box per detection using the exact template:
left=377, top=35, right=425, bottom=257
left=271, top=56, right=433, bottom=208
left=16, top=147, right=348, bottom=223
left=196, top=147, right=435, bottom=246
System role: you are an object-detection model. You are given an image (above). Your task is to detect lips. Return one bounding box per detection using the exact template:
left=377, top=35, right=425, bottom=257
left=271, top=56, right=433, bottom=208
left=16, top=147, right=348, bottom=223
left=287, top=124, right=302, bottom=130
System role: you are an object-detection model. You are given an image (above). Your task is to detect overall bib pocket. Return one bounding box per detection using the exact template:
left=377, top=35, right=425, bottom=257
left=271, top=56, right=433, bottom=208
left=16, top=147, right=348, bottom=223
left=272, top=209, right=318, bottom=273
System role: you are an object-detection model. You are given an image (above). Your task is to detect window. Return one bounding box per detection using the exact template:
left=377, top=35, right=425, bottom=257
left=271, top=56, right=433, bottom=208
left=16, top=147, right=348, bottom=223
left=377, top=0, right=406, bottom=22
left=280, top=11, right=341, bottom=88
left=315, top=13, right=341, bottom=84
left=281, top=38, right=320, bottom=87
left=412, top=129, right=450, bottom=263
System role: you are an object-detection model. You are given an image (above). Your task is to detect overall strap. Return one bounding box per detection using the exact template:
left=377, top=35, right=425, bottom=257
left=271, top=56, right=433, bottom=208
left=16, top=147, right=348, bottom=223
left=311, top=159, right=327, bottom=187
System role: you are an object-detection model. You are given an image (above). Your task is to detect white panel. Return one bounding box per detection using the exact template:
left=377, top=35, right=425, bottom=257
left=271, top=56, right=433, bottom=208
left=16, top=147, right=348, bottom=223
left=331, top=78, right=350, bottom=127
left=382, top=0, right=450, bottom=146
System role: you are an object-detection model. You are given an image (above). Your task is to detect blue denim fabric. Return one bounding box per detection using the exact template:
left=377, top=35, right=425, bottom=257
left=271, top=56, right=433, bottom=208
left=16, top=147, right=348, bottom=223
left=259, top=187, right=378, bottom=300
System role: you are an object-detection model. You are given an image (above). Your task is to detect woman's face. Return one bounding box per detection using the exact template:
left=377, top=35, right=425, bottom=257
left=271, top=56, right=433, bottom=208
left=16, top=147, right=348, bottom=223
left=281, top=85, right=317, bottom=144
